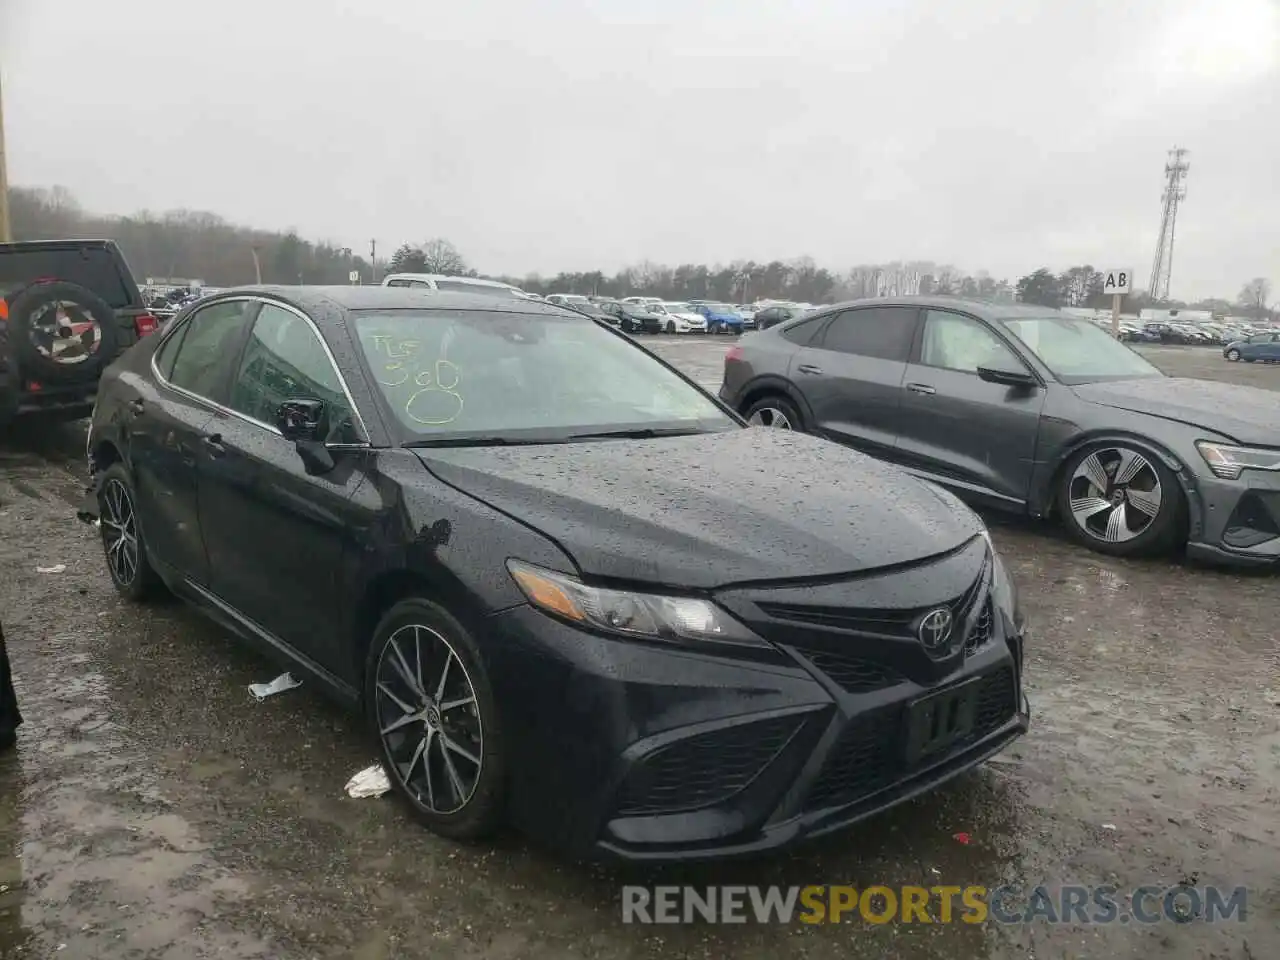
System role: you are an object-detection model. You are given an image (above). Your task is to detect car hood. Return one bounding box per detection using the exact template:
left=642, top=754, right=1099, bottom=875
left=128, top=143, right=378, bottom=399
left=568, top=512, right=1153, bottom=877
left=413, top=430, right=983, bottom=589
left=1072, top=377, right=1280, bottom=445
left=674, top=312, right=705, bottom=322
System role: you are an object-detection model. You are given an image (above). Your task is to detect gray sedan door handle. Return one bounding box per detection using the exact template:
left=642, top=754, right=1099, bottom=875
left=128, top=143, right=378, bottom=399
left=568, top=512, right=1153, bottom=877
left=906, top=382, right=936, bottom=395
left=797, top=364, right=823, bottom=375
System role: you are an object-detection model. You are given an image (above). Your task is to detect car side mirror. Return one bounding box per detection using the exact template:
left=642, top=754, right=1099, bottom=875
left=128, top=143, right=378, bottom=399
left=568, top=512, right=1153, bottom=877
left=977, top=366, right=1038, bottom=389
left=276, top=398, right=335, bottom=475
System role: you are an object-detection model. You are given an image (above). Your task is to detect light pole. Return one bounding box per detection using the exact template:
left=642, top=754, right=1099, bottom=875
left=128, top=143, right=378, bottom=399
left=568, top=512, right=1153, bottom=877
left=0, top=71, right=11, bottom=242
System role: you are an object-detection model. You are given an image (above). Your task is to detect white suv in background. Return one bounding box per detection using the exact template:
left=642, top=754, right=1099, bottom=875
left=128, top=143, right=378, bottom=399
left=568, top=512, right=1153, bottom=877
left=382, top=273, right=530, bottom=299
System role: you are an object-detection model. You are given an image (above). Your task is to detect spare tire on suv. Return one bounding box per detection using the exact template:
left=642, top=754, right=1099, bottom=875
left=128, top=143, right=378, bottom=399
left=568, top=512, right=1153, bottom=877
left=3, top=280, right=121, bottom=383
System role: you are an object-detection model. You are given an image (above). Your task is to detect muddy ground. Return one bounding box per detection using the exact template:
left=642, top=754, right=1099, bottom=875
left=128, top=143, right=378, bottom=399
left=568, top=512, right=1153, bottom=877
left=0, top=342, right=1276, bottom=959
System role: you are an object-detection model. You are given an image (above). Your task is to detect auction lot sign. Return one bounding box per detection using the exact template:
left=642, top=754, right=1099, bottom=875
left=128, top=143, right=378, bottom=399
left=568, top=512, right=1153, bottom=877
left=621, top=884, right=1248, bottom=926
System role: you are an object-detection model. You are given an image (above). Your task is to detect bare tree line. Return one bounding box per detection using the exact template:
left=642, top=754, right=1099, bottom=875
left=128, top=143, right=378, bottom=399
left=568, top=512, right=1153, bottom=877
left=8, top=185, right=1269, bottom=317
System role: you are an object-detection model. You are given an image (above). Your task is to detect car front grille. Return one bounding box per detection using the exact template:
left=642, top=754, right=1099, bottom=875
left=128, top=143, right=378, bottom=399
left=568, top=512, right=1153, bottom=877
left=803, top=666, right=1017, bottom=813
left=615, top=714, right=804, bottom=817
left=792, top=647, right=905, bottom=693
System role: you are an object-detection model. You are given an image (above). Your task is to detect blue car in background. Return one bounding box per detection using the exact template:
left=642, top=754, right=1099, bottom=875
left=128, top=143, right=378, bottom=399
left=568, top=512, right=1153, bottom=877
left=695, top=302, right=744, bottom=334
left=1223, top=331, right=1280, bottom=362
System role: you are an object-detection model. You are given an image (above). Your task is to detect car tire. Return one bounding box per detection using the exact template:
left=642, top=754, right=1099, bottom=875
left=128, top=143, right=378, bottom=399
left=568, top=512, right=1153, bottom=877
left=665, top=320, right=676, bottom=334
left=1055, top=442, right=1185, bottom=558
left=97, top=463, right=162, bottom=601
left=1226, top=349, right=1241, bottom=361
left=743, top=394, right=803, bottom=431
left=365, top=597, right=504, bottom=842
left=5, top=281, right=121, bottom=384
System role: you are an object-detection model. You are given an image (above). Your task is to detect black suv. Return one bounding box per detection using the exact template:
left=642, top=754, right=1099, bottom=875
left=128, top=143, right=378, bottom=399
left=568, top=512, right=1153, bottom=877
left=0, top=239, right=161, bottom=427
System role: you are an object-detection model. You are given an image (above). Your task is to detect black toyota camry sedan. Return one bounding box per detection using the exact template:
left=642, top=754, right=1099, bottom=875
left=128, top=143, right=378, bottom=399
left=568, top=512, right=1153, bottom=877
left=80, top=286, right=1028, bottom=860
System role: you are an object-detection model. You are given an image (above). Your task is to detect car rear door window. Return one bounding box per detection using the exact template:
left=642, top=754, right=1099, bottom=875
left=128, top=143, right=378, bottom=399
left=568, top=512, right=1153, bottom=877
left=816, top=307, right=918, bottom=361
left=919, top=310, right=1024, bottom=374
left=226, top=303, right=359, bottom=441
left=166, top=300, right=256, bottom=400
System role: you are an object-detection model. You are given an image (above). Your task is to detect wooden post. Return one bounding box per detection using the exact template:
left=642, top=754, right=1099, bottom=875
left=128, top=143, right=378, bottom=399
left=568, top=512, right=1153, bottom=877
left=1111, top=292, right=1122, bottom=337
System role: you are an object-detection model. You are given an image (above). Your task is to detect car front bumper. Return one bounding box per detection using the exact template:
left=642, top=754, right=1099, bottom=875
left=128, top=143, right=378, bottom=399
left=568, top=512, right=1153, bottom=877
left=1186, top=468, right=1280, bottom=567
left=484, top=590, right=1027, bottom=861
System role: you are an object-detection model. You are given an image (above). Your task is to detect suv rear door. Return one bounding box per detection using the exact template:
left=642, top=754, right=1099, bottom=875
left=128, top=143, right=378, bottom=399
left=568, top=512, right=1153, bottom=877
left=788, top=305, right=919, bottom=459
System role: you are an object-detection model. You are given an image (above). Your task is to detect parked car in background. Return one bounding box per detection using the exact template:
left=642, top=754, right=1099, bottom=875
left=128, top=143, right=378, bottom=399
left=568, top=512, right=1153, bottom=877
left=79, top=285, right=1028, bottom=859
left=754, top=303, right=811, bottom=330
left=721, top=296, right=1280, bottom=568
left=383, top=274, right=529, bottom=299
left=544, top=293, right=591, bottom=308
left=695, top=302, right=744, bottom=334
left=601, top=300, right=663, bottom=334
left=1224, top=331, right=1280, bottom=363
left=650, top=302, right=707, bottom=334
left=736, top=305, right=757, bottom=329
left=621, top=296, right=664, bottom=307
left=0, top=239, right=162, bottom=428
left=566, top=300, right=616, bottom=323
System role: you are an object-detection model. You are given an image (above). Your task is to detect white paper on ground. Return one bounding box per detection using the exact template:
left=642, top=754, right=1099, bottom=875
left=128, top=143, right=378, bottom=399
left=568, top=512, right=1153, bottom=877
left=346, top=764, right=392, bottom=798
left=248, top=672, right=302, bottom=701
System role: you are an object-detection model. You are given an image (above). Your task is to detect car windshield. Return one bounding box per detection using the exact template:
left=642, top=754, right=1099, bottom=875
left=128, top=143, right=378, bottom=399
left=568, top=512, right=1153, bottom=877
left=1001, top=316, right=1164, bottom=384
left=707, top=303, right=735, bottom=313
left=664, top=303, right=693, bottom=312
left=352, top=308, right=736, bottom=443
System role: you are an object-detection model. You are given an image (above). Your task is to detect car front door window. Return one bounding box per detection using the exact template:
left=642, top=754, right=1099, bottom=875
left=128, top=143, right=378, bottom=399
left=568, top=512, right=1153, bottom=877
left=920, top=310, right=1025, bottom=374
left=226, top=304, right=360, bottom=442
left=165, top=300, right=256, bottom=400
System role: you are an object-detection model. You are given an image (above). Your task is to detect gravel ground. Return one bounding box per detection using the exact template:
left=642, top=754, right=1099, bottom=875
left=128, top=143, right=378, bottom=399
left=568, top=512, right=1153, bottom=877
left=0, top=342, right=1276, bottom=959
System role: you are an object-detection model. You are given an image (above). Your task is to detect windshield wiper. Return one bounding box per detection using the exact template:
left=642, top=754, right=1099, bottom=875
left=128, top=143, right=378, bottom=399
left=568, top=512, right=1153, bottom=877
left=402, top=436, right=565, bottom=448
left=566, top=427, right=709, bottom=441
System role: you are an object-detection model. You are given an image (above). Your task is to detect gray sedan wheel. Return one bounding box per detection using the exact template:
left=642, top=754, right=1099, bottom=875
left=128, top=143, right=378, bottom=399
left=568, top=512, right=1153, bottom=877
left=743, top=395, right=802, bottom=431
left=1226, top=348, right=1241, bottom=361
left=1056, top=443, right=1184, bottom=557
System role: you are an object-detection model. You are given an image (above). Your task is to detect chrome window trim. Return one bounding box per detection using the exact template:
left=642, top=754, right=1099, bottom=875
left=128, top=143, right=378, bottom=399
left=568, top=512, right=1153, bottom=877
left=149, top=294, right=373, bottom=449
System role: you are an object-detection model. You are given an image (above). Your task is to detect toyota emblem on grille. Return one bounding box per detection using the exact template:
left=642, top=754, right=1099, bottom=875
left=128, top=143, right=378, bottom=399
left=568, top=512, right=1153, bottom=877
left=917, top=608, right=954, bottom=652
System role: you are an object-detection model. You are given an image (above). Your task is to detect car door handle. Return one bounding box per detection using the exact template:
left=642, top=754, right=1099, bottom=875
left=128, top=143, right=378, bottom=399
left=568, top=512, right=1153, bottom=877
left=906, top=382, right=936, bottom=395
left=797, top=364, right=823, bottom=375
left=128, top=398, right=145, bottom=416
left=202, top=433, right=225, bottom=455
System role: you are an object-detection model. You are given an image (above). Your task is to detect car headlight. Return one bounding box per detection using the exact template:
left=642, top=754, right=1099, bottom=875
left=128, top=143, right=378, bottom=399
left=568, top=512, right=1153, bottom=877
left=506, top=559, right=767, bottom=647
left=1195, top=441, right=1280, bottom=480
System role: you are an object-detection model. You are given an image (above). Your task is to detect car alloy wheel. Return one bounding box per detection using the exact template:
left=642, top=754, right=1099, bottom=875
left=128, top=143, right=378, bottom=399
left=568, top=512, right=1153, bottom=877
left=101, top=478, right=139, bottom=586
left=748, top=406, right=793, bottom=429
left=374, top=622, right=484, bottom=816
left=1227, top=349, right=1241, bottom=361
left=1059, top=444, right=1183, bottom=556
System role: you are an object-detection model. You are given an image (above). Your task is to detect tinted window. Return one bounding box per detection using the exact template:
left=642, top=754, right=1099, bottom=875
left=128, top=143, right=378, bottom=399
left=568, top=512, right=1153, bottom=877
left=386, top=279, right=412, bottom=288
left=167, top=300, right=255, bottom=399
left=920, top=310, right=1023, bottom=373
left=780, top=315, right=828, bottom=345
left=153, top=321, right=190, bottom=379
left=817, top=307, right=918, bottom=361
left=0, top=246, right=136, bottom=308
left=227, top=304, right=358, bottom=440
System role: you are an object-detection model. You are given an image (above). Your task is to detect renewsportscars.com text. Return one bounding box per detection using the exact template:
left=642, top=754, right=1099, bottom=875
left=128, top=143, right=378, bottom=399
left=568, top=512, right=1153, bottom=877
left=621, top=884, right=1248, bottom=925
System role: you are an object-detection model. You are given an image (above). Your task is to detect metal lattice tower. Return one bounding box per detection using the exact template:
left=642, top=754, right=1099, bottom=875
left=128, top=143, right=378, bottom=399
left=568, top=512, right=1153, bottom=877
left=1147, top=147, right=1189, bottom=302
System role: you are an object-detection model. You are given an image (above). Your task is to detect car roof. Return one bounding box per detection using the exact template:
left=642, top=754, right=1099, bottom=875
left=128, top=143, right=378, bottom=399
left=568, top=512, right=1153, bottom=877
left=206, top=284, right=579, bottom=326
left=803, top=296, right=1069, bottom=320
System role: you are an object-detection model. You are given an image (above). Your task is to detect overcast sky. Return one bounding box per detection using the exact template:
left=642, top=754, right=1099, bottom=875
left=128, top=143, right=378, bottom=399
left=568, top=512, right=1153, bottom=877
left=2, top=0, right=1277, bottom=299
